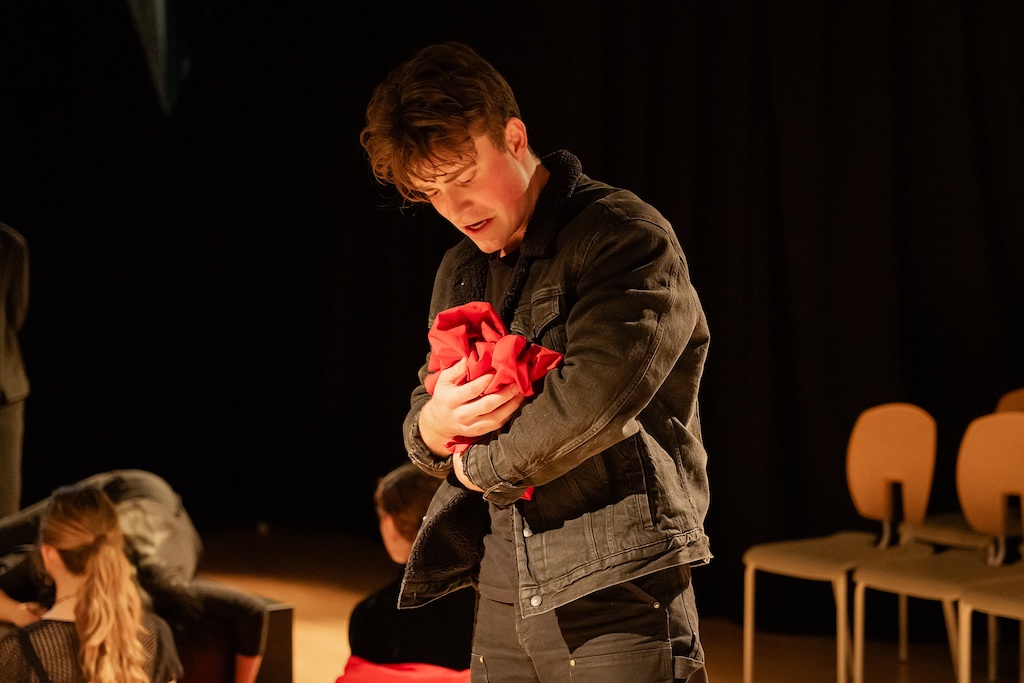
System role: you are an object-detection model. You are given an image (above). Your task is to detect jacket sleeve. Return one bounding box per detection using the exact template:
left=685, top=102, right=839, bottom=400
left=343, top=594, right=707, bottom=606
left=401, top=251, right=465, bottom=478
left=463, top=213, right=704, bottom=506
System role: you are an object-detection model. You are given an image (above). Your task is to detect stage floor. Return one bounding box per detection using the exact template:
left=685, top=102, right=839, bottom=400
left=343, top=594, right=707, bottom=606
left=198, top=524, right=1017, bottom=683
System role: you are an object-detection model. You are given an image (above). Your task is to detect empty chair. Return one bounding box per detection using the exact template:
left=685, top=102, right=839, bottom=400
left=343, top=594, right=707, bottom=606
left=743, top=402, right=938, bottom=683
left=902, top=389, right=1024, bottom=552
left=996, top=387, right=1024, bottom=413
left=957, top=573, right=1024, bottom=683
left=852, top=411, right=1024, bottom=683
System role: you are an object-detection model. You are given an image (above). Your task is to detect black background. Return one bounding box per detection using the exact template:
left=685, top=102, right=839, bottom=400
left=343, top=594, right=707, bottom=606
left=2, top=1, right=1022, bottom=632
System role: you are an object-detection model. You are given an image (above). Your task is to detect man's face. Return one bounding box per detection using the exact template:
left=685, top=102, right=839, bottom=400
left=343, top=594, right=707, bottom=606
left=412, top=120, right=534, bottom=256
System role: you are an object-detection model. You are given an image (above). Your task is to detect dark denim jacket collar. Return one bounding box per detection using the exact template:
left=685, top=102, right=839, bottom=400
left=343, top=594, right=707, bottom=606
left=448, top=150, right=584, bottom=323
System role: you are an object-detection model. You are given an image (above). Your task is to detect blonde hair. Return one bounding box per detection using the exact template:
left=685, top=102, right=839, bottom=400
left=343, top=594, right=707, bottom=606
left=39, top=485, right=150, bottom=683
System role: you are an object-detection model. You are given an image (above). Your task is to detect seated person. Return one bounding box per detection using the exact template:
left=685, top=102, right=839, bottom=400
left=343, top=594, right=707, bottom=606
left=0, top=470, right=267, bottom=683
left=346, top=463, right=475, bottom=671
left=0, top=482, right=183, bottom=682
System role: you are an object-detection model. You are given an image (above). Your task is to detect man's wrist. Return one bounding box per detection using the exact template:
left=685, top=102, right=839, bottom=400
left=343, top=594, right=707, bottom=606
left=406, top=409, right=452, bottom=473
left=417, top=401, right=455, bottom=457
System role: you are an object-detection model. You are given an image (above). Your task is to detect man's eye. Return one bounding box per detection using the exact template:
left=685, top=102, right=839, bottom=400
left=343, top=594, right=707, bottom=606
left=458, top=175, right=475, bottom=186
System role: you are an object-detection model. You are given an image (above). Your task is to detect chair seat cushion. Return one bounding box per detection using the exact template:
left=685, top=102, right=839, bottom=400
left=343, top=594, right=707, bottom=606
left=853, top=549, right=1024, bottom=600
left=959, top=574, right=1024, bottom=616
left=743, top=531, right=932, bottom=581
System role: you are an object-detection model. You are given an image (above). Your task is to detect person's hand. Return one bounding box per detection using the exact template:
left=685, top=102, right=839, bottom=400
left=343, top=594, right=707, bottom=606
left=14, top=603, right=46, bottom=626
left=452, top=453, right=484, bottom=492
left=0, top=590, right=45, bottom=627
left=419, top=357, right=526, bottom=456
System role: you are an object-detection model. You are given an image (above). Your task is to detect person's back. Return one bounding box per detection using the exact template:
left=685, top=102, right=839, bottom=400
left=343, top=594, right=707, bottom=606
left=0, top=471, right=267, bottom=683
left=2, top=611, right=178, bottom=683
left=346, top=463, right=475, bottom=671
left=0, top=483, right=182, bottom=683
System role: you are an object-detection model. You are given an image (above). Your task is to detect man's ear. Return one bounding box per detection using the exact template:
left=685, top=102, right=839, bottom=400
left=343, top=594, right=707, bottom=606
left=504, top=117, right=529, bottom=159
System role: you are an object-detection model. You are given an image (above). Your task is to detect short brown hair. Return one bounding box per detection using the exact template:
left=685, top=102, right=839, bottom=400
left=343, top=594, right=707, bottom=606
left=360, top=41, right=522, bottom=203
left=374, top=463, right=443, bottom=543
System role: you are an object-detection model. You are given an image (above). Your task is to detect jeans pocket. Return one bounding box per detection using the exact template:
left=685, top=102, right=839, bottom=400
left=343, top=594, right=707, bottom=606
left=568, top=645, right=673, bottom=683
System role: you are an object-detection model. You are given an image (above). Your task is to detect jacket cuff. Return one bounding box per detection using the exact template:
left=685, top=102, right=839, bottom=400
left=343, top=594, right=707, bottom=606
left=404, top=409, right=453, bottom=474
left=464, top=444, right=527, bottom=506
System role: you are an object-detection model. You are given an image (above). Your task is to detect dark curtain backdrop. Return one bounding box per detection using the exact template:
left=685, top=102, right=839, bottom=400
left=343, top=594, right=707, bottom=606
left=1, top=1, right=1022, bottom=629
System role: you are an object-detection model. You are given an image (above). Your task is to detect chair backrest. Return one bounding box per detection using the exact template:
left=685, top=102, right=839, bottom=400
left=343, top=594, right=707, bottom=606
left=956, top=412, right=1024, bottom=540
left=995, top=387, right=1024, bottom=413
left=847, top=403, right=936, bottom=527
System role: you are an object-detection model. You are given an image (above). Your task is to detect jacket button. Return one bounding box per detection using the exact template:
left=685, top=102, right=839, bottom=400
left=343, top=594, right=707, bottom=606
left=530, top=595, right=542, bottom=607
left=523, top=527, right=533, bottom=538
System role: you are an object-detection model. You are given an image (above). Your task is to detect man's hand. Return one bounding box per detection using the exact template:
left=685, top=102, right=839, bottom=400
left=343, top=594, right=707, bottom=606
left=419, top=357, right=526, bottom=456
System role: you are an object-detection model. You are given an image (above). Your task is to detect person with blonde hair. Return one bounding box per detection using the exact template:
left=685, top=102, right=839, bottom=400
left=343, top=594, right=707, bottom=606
left=0, top=482, right=182, bottom=683
left=0, top=470, right=267, bottom=683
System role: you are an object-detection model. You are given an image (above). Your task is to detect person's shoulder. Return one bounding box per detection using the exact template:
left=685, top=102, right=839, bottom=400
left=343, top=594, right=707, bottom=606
left=20, top=619, right=72, bottom=635
left=352, top=575, right=402, bottom=615
left=0, top=625, right=18, bottom=648
left=589, top=185, right=666, bottom=224
left=143, top=610, right=175, bottom=633
left=564, top=183, right=674, bottom=244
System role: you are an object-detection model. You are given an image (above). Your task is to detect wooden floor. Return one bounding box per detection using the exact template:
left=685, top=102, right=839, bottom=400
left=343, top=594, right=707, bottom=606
left=197, top=525, right=1020, bottom=683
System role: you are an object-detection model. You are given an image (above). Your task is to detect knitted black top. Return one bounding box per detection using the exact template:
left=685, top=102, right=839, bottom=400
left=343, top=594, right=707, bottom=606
left=0, top=612, right=182, bottom=683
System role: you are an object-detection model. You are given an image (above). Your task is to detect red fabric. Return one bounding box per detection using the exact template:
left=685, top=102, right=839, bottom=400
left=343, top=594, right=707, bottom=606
left=423, top=301, right=563, bottom=501
left=336, top=656, right=470, bottom=682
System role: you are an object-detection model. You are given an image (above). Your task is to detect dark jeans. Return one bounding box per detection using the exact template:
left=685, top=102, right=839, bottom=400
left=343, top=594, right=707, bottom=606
left=471, top=565, right=709, bottom=683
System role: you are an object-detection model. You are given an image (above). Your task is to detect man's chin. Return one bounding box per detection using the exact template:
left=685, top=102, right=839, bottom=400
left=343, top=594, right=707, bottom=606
left=469, top=239, right=501, bottom=254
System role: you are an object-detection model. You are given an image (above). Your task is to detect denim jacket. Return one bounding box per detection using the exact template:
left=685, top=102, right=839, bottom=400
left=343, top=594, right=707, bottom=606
left=401, top=151, right=711, bottom=617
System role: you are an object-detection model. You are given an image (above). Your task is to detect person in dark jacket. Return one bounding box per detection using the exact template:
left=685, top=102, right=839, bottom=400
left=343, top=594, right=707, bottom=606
left=360, top=42, right=712, bottom=682
left=0, top=221, right=30, bottom=518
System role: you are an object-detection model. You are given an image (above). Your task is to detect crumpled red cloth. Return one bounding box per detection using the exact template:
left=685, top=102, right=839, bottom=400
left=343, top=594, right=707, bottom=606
left=424, top=301, right=563, bottom=501
left=336, top=656, right=470, bottom=682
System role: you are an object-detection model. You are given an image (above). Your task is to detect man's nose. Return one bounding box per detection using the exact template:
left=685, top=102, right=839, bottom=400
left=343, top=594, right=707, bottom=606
left=440, top=187, right=472, bottom=219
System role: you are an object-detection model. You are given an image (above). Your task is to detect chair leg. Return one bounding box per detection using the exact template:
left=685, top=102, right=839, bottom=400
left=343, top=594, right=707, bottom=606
left=853, top=580, right=865, bottom=683
left=942, top=599, right=960, bottom=674
left=958, top=601, right=973, bottom=683
left=743, top=564, right=755, bottom=683
left=1018, top=619, right=1022, bottom=683
left=898, top=593, right=908, bottom=662
left=988, top=614, right=998, bottom=682
left=833, top=576, right=849, bottom=683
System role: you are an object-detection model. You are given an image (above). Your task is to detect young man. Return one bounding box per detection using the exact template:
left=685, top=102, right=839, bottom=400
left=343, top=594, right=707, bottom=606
left=361, top=42, right=712, bottom=682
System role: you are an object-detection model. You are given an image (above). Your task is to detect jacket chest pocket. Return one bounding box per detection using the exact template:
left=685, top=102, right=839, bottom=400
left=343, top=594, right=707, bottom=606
left=510, top=289, right=567, bottom=352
